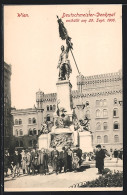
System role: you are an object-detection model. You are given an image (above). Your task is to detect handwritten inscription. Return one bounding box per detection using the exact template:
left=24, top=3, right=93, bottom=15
left=62, top=11, right=116, bottom=23
left=17, top=13, right=29, bottom=17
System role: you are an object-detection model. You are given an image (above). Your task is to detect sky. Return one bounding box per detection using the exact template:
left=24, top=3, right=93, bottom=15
left=4, top=5, right=122, bottom=109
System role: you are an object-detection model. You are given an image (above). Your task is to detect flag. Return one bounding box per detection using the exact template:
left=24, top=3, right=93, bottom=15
left=57, top=16, right=73, bottom=49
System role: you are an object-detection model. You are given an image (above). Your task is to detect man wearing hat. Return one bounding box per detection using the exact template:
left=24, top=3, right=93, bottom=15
left=95, top=144, right=106, bottom=175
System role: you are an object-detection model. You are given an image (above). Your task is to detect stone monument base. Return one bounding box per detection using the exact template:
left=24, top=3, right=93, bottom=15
left=79, top=131, right=93, bottom=152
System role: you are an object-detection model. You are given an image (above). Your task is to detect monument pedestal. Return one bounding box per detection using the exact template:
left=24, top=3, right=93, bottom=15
left=79, top=131, right=93, bottom=152
left=56, top=80, right=73, bottom=117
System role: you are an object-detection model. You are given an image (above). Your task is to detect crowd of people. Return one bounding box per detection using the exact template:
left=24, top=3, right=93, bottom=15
left=4, top=145, right=82, bottom=178
left=4, top=144, right=123, bottom=178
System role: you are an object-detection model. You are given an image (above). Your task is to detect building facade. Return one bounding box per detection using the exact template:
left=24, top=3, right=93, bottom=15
left=11, top=70, right=123, bottom=152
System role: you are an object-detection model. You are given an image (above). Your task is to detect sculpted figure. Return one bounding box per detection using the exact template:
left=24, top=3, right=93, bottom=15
left=57, top=45, right=72, bottom=80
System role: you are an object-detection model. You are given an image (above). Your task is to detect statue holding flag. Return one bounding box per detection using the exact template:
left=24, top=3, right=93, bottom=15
left=57, top=16, right=80, bottom=80
left=57, top=45, right=72, bottom=80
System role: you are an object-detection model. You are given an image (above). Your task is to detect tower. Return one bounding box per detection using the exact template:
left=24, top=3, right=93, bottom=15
left=36, top=89, right=44, bottom=109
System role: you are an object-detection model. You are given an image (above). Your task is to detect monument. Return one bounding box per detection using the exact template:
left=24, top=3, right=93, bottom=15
left=38, top=16, right=93, bottom=152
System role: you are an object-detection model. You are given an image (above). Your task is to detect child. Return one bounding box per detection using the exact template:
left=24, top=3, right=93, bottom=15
left=72, top=152, right=79, bottom=172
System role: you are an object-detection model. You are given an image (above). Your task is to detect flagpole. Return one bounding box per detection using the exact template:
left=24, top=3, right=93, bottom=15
left=70, top=49, right=80, bottom=75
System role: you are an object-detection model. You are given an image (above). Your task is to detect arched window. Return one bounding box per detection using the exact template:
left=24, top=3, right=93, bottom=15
left=104, top=135, right=108, bottom=143
left=86, top=110, right=90, bottom=119
left=96, top=122, right=101, bottom=130
left=114, top=135, right=119, bottom=143
left=15, top=119, right=18, bottom=125
left=97, top=136, right=101, bottom=143
left=103, top=122, right=108, bottom=130
left=47, top=105, right=49, bottom=111
left=96, top=109, right=101, bottom=117
left=53, top=105, right=56, bottom=111
left=103, top=109, right=108, bottom=117
left=15, top=129, right=18, bottom=136
left=113, top=108, right=118, bottom=117
left=103, top=99, right=107, bottom=106
left=47, top=114, right=50, bottom=121
left=29, top=129, right=33, bottom=136
left=33, top=118, right=36, bottom=124
left=19, top=119, right=22, bottom=125
left=113, top=121, right=119, bottom=130
left=28, top=118, right=31, bottom=124
left=33, top=128, right=37, bottom=135
left=50, top=105, right=53, bottom=111
left=114, top=98, right=117, bottom=105
left=19, top=129, right=23, bottom=136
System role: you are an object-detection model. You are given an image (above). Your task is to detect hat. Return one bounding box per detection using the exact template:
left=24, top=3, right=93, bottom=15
left=96, top=144, right=101, bottom=148
left=76, top=145, right=79, bottom=147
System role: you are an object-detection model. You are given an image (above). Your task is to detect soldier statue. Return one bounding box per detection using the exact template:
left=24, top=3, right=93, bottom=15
left=57, top=45, right=72, bottom=80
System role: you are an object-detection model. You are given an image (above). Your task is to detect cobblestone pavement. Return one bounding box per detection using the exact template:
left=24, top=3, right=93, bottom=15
left=4, top=166, right=123, bottom=191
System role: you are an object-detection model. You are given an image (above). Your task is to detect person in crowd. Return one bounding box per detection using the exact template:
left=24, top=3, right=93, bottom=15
left=4, top=150, right=10, bottom=177
left=31, top=148, right=36, bottom=175
left=38, top=149, right=44, bottom=175
left=114, top=149, right=118, bottom=158
left=67, top=146, right=72, bottom=172
left=75, top=145, right=82, bottom=166
left=26, top=149, right=31, bottom=175
left=11, top=149, right=20, bottom=178
left=60, top=146, right=68, bottom=173
left=51, top=146, right=59, bottom=174
left=21, top=149, right=27, bottom=174
left=95, top=144, right=106, bottom=175
left=72, top=152, right=79, bottom=172
left=43, top=149, right=49, bottom=175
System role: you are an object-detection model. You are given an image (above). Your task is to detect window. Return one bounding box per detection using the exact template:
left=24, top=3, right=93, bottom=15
left=19, top=119, right=22, bottom=125
left=114, top=121, right=119, bottom=130
left=33, top=128, right=37, bottom=135
left=29, top=129, right=33, bottom=135
left=103, top=122, right=108, bottom=130
left=47, top=114, right=50, bottom=121
left=19, top=129, right=23, bottom=136
left=53, top=105, right=56, bottom=111
left=28, top=118, right=31, bottom=124
left=15, top=119, right=18, bottom=125
left=15, top=141, right=19, bottom=147
left=96, top=109, right=101, bottom=117
left=97, top=136, right=101, bottom=143
left=113, top=108, right=118, bottom=117
left=47, top=106, right=49, bottom=111
left=96, top=100, right=100, bottom=106
left=50, top=105, right=53, bottom=111
left=114, top=135, right=119, bottom=143
left=33, top=118, right=36, bottom=124
left=104, top=135, right=108, bottom=143
left=114, top=98, right=117, bottom=105
left=103, top=109, right=108, bottom=117
left=33, top=140, right=37, bottom=147
left=103, top=99, right=107, bottom=106
left=96, top=122, right=101, bottom=130
left=15, top=129, right=18, bottom=136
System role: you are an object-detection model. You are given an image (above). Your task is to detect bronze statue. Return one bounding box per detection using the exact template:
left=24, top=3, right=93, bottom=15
left=57, top=45, right=72, bottom=80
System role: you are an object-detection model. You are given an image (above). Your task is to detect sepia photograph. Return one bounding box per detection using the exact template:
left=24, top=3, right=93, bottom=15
left=3, top=4, right=123, bottom=191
